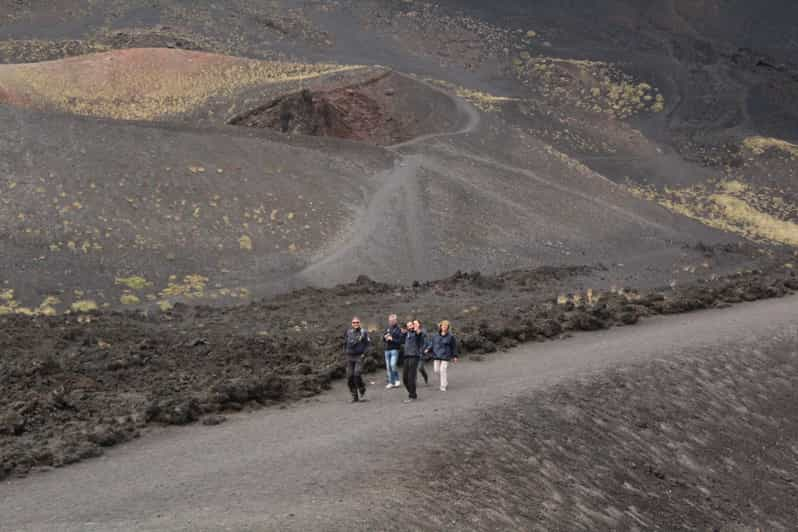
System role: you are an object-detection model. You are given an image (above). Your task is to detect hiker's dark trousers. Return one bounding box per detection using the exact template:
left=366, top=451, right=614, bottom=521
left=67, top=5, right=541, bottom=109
left=403, top=356, right=420, bottom=399
left=346, top=357, right=365, bottom=398
left=418, top=359, right=429, bottom=383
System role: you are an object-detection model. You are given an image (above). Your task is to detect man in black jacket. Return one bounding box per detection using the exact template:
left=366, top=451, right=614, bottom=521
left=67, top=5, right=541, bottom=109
left=402, top=319, right=428, bottom=402
left=344, top=316, right=371, bottom=402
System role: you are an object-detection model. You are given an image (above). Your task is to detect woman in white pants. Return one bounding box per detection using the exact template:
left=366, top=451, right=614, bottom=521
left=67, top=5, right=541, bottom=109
left=427, top=320, right=459, bottom=391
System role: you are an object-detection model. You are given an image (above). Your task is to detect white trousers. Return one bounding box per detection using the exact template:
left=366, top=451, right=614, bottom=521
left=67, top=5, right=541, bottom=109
left=433, top=360, right=449, bottom=389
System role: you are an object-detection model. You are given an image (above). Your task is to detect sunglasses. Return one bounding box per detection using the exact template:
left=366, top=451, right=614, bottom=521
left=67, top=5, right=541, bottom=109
left=352, top=321, right=360, bottom=324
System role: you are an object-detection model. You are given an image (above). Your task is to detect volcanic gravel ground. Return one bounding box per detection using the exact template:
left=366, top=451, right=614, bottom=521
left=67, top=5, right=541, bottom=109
left=0, top=0, right=798, bottom=514
left=2, top=295, right=796, bottom=531
left=397, top=320, right=798, bottom=531
left=2, top=261, right=796, bottom=480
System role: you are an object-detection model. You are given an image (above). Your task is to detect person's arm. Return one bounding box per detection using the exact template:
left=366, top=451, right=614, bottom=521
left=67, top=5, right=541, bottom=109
left=363, top=330, right=372, bottom=354
left=423, top=333, right=432, bottom=355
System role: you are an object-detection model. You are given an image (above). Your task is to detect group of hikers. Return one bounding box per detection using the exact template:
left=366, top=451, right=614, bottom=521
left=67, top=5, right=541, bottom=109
left=343, top=314, right=459, bottom=403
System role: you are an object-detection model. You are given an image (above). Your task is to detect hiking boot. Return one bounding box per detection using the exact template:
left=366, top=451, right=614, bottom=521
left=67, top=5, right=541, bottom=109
left=402, top=398, right=416, bottom=403
left=350, top=396, right=359, bottom=403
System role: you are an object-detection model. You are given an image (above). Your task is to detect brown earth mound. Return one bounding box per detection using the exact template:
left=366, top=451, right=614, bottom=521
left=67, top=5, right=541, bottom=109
left=229, top=71, right=457, bottom=145
left=2, top=262, right=796, bottom=480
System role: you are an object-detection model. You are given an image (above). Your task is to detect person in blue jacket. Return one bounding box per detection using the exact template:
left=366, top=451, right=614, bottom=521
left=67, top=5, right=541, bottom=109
left=427, top=320, right=459, bottom=391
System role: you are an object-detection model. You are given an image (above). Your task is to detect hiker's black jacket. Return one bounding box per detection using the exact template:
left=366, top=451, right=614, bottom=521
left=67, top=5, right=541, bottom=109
left=344, top=327, right=371, bottom=357
left=382, top=324, right=405, bottom=351
left=403, top=329, right=428, bottom=358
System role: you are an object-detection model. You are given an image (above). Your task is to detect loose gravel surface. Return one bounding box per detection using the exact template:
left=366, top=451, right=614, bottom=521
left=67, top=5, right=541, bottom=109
left=1, top=296, right=796, bottom=531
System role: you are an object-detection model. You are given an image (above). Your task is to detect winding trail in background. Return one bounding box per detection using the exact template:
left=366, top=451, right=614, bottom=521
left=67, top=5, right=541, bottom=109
left=298, top=72, right=481, bottom=284
left=299, top=70, right=685, bottom=286
left=2, top=296, right=796, bottom=531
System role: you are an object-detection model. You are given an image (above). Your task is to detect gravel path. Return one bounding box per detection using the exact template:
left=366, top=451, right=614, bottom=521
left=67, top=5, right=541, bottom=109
left=1, top=296, right=796, bottom=531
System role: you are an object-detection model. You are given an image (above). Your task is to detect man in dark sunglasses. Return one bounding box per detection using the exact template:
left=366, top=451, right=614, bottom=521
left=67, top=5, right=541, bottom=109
left=343, top=316, right=371, bottom=402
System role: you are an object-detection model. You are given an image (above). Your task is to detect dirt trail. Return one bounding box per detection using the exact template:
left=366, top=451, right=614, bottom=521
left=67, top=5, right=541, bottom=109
left=298, top=71, right=712, bottom=288
left=299, top=72, right=481, bottom=284
left=299, top=155, right=426, bottom=283
left=1, top=296, right=796, bottom=531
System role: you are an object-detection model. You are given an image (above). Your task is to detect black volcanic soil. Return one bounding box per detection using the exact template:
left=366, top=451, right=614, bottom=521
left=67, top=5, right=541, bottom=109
left=1, top=0, right=798, bottom=509
left=2, top=261, right=797, bottom=480
left=400, top=323, right=798, bottom=531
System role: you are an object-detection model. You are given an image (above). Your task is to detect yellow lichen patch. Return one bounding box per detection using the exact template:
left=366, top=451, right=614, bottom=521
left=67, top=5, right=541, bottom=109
left=115, top=276, right=152, bottom=290
left=709, top=195, right=798, bottom=247
left=159, top=274, right=209, bottom=298
left=71, top=300, right=98, bottom=312
left=454, top=87, right=518, bottom=112
left=120, top=293, right=141, bottom=305
left=718, top=180, right=747, bottom=194
left=239, top=234, right=253, bottom=251
left=37, top=296, right=61, bottom=316
left=158, top=300, right=174, bottom=312
left=0, top=289, right=18, bottom=315
left=0, top=48, right=365, bottom=121
left=424, top=78, right=518, bottom=112
left=742, top=137, right=798, bottom=158
left=0, top=290, right=58, bottom=316
left=627, top=179, right=798, bottom=247
left=37, top=305, right=57, bottom=317
left=513, top=56, right=663, bottom=119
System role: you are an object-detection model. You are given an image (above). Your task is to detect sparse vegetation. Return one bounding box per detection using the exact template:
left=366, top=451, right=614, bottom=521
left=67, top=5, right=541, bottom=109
left=115, top=276, right=152, bottom=290
left=627, top=179, right=798, bottom=247
left=71, top=300, right=99, bottom=312
left=742, top=136, right=798, bottom=158
left=513, top=56, right=664, bottom=119
left=0, top=49, right=364, bottom=121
